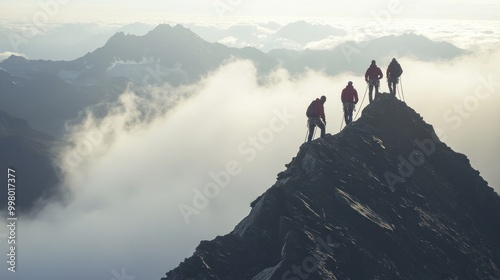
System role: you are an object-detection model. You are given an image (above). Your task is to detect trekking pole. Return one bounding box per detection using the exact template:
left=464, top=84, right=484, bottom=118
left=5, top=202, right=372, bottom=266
left=396, top=81, right=402, bottom=100
left=304, top=120, right=311, bottom=143
left=354, top=84, right=368, bottom=121
left=400, top=77, right=405, bottom=102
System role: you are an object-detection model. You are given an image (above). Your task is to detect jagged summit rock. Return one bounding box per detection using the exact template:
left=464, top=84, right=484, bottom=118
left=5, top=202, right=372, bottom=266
left=163, top=94, right=500, bottom=280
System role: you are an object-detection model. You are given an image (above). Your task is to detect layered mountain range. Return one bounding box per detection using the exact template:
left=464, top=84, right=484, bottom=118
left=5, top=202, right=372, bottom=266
left=0, top=24, right=466, bottom=86
left=0, top=23, right=467, bottom=138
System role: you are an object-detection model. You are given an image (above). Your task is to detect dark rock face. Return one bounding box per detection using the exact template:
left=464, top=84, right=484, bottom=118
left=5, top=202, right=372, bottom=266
left=163, top=94, right=500, bottom=280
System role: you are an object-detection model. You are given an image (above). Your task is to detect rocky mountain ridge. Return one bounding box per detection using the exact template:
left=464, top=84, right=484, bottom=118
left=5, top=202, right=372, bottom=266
left=163, top=94, right=500, bottom=280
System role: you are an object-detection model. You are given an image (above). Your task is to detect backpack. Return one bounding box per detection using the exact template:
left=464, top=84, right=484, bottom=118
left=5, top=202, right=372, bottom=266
left=390, top=62, right=402, bottom=78
left=306, top=99, right=319, bottom=117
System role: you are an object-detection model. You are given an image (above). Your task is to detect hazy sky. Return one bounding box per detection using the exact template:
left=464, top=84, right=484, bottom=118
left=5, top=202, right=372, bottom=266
left=2, top=0, right=500, bottom=22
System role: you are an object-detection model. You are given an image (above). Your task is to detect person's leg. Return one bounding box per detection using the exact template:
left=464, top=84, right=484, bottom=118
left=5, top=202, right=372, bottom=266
left=344, top=105, right=349, bottom=125
left=343, top=105, right=349, bottom=124
left=307, top=121, right=315, bottom=142
left=319, top=121, right=325, bottom=137
left=368, top=83, right=373, bottom=103
left=347, top=106, right=353, bottom=124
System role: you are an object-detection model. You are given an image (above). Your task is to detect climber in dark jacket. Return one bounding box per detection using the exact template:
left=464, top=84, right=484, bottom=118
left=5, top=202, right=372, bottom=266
left=365, top=60, right=383, bottom=103
left=386, top=58, right=403, bottom=97
left=341, top=81, right=359, bottom=125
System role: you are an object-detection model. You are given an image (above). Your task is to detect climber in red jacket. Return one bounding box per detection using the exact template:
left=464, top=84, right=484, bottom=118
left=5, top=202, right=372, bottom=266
left=365, top=60, right=383, bottom=103
left=306, top=95, right=326, bottom=142
left=341, top=81, right=359, bottom=125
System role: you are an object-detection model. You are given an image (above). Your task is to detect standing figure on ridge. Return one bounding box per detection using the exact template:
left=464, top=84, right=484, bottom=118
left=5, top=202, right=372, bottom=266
left=387, top=58, right=403, bottom=97
left=341, top=81, right=359, bottom=125
left=306, top=95, right=327, bottom=142
left=365, top=60, right=383, bottom=103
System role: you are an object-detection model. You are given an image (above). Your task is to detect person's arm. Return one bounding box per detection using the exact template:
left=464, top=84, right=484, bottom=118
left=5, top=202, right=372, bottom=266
left=378, top=67, right=384, bottom=79
left=354, top=90, right=359, bottom=104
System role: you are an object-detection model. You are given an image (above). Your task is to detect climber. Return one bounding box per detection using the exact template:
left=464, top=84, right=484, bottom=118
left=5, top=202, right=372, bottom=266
left=306, top=95, right=327, bottom=142
left=364, top=60, right=383, bottom=103
left=341, top=81, right=359, bottom=125
left=386, top=58, right=403, bottom=97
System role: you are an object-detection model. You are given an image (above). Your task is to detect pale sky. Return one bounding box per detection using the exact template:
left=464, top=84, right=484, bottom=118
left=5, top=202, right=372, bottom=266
left=2, top=0, right=500, bottom=23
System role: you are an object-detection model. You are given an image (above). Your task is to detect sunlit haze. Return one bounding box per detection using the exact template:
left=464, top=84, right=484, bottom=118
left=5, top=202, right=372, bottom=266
left=2, top=0, right=500, bottom=21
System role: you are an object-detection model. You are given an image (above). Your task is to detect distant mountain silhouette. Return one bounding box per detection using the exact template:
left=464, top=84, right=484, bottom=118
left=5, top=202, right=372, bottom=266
left=274, top=20, right=347, bottom=45
left=117, top=22, right=155, bottom=36
left=163, top=95, right=500, bottom=280
left=74, top=24, right=278, bottom=85
left=0, top=25, right=467, bottom=87
left=0, top=22, right=154, bottom=61
left=189, top=21, right=347, bottom=52
left=1, top=24, right=279, bottom=86
left=0, top=109, right=60, bottom=213
left=269, top=33, right=468, bottom=76
left=0, top=69, right=123, bottom=136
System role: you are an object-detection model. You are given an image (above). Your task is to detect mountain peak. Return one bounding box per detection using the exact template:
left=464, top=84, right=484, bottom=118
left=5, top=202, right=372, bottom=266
left=163, top=94, right=500, bottom=280
left=148, top=23, right=173, bottom=34
left=1, top=54, right=28, bottom=65
left=106, top=30, right=136, bottom=44
left=146, top=23, right=194, bottom=38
